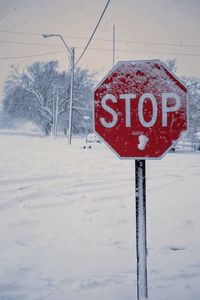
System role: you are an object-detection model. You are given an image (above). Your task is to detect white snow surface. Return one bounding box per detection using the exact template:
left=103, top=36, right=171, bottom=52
left=138, top=135, right=149, bottom=150
left=0, top=130, right=200, bottom=300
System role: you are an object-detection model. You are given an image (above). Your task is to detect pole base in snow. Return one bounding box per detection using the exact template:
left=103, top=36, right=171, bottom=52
left=82, top=145, right=92, bottom=149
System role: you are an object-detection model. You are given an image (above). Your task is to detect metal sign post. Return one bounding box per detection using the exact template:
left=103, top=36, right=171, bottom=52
left=135, top=160, right=148, bottom=300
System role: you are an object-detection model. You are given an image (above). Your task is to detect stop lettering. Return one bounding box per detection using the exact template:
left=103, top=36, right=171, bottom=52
left=100, top=92, right=181, bottom=128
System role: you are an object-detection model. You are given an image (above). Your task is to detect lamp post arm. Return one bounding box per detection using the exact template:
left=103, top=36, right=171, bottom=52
left=42, top=33, right=71, bottom=54
left=57, top=34, right=72, bottom=55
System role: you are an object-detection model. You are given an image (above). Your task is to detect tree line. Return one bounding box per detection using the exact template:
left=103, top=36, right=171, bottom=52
left=2, top=59, right=200, bottom=139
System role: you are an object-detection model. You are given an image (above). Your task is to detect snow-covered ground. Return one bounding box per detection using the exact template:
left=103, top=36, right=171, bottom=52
left=0, top=130, right=200, bottom=300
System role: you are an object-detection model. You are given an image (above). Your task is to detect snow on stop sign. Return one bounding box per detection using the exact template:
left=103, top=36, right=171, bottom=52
left=94, top=60, right=187, bottom=159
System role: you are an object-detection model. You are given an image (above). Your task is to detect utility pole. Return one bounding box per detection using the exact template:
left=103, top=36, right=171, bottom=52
left=53, top=86, right=55, bottom=137
left=42, top=33, right=74, bottom=144
left=113, top=25, right=115, bottom=67
left=55, top=87, right=59, bottom=139
left=52, top=86, right=59, bottom=138
left=68, top=47, right=75, bottom=145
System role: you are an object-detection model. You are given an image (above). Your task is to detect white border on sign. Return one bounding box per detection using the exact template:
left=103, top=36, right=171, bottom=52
left=93, top=59, right=188, bottom=160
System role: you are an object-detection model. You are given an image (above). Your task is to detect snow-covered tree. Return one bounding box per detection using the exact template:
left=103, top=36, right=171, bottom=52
left=163, top=59, right=200, bottom=139
left=182, top=76, right=200, bottom=138
left=72, top=67, right=95, bottom=134
left=163, top=58, right=177, bottom=73
left=3, top=61, right=95, bottom=135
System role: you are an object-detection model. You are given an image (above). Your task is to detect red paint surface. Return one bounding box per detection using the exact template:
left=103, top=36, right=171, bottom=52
left=94, top=60, right=187, bottom=159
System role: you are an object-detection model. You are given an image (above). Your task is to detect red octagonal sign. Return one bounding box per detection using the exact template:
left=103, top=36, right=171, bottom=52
left=94, top=60, right=188, bottom=159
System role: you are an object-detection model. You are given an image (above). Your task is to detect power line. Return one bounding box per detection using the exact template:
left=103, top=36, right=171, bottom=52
left=2, top=37, right=200, bottom=50
left=75, top=0, right=111, bottom=65
left=88, top=47, right=200, bottom=57
left=0, top=50, right=66, bottom=60
left=1, top=29, right=200, bottom=49
left=120, top=40, right=200, bottom=49
left=2, top=39, right=200, bottom=53
left=0, top=29, right=90, bottom=41
left=1, top=47, right=200, bottom=61
left=0, top=40, right=63, bottom=48
left=116, top=49, right=200, bottom=57
left=0, top=29, right=42, bottom=36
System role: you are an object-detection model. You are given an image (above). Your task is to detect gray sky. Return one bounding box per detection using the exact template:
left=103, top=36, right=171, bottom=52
left=0, top=0, right=200, bottom=100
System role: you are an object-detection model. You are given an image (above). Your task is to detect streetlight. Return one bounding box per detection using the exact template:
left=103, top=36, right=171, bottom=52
left=84, top=115, right=90, bottom=145
left=42, top=33, right=75, bottom=144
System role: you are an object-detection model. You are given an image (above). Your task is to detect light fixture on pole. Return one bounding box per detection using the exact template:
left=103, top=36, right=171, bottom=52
left=42, top=33, right=74, bottom=144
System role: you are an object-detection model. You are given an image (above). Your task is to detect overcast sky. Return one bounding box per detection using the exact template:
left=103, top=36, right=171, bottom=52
left=0, top=0, right=200, bottom=100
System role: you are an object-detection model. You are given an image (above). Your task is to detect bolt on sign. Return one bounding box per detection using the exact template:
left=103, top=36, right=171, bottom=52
left=94, top=60, right=187, bottom=159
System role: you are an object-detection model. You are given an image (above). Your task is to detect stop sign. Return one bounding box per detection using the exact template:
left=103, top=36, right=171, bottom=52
left=94, top=60, right=187, bottom=159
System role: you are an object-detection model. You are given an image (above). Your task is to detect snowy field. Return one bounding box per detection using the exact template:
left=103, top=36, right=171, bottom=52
left=0, top=129, right=200, bottom=300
